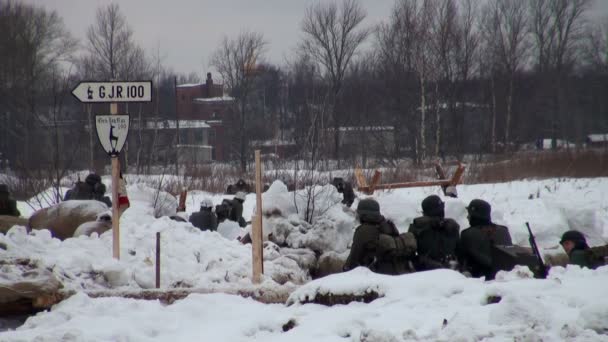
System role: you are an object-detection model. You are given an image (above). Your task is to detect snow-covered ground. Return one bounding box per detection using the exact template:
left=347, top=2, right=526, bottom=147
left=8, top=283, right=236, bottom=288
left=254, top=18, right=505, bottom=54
left=1, top=177, right=607, bottom=340
left=2, top=267, right=607, bottom=341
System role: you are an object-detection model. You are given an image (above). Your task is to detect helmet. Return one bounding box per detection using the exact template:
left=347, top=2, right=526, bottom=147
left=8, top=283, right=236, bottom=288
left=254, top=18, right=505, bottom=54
left=356, top=198, right=380, bottom=216
left=85, top=173, right=102, bottom=185
left=235, top=191, right=247, bottom=201
left=421, top=195, right=444, bottom=217
left=560, top=230, right=586, bottom=244
left=200, top=198, right=213, bottom=208
left=467, top=199, right=491, bottom=221
left=94, top=182, right=106, bottom=195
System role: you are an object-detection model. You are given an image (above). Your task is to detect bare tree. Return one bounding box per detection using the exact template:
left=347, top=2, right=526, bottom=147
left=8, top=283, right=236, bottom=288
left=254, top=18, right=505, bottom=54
left=0, top=0, right=76, bottom=170
left=300, top=0, right=369, bottom=165
left=210, top=31, right=267, bottom=172
left=85, top=3, right=148, bottom=80
left=482, top=0, right=530, bottom=151
left=530, top=0, right=591, bottom=148
left=582, top=17, right=608, bottom=72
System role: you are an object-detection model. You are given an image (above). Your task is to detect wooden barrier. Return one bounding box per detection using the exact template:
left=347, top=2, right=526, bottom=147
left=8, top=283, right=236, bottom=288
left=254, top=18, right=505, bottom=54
left=356, top=163, right=466, bottom=195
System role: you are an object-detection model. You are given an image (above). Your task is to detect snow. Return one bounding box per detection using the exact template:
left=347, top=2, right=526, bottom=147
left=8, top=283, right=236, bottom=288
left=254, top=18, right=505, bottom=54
left=193, top=95, right=235, bottom=102
left=143, top=120, right=210, bottom=129
left=1, top=176, right=607, bottom=340
left=587, top=133, right=608, bottom=143
left=3, top=266, right=608, bottom=341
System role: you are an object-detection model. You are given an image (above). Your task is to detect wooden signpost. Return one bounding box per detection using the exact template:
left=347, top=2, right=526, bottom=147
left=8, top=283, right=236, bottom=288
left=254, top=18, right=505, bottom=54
left=252, top=150, right=264, bottom=283
left=72, top=80, right=152, bottom=259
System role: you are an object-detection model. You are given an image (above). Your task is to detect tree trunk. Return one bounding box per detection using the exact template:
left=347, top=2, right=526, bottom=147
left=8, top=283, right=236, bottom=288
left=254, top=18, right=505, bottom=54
left=491, top=74, right=497, bottom=154
left=505, top=74, right=514, bottom=153
left=419, top=65, right=427, bottom=164
left=434, top=81, right=441, bottom=158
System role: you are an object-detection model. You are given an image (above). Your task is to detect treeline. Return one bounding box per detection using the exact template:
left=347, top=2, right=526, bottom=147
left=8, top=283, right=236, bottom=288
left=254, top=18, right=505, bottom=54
left=1, top=0, right=607, bottom=174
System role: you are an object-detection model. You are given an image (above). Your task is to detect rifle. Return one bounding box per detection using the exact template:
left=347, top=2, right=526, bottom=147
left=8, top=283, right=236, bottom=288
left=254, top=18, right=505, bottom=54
left=526, top=222, right=549, bottom=279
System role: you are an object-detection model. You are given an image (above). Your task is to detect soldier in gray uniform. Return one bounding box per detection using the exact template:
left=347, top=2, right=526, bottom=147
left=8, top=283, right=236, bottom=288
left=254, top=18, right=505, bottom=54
left=458, top=199, right=512, bottom=280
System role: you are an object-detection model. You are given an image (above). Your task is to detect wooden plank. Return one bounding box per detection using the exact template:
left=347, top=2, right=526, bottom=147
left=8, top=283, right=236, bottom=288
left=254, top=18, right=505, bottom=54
left=354, top=167, right=368, bottom=188
left=435, top=163, right=449, bottom=196
left=177, top=189, right=187, bottom=212
left=156, top=232, right=161, bottom=289
left=252, top=150, right=264, bottom=284
left=368, top=170, right=382, bottom=194
left=360, top=179, right=453, bottom=193
left=450, top=163, right=466, bottom=186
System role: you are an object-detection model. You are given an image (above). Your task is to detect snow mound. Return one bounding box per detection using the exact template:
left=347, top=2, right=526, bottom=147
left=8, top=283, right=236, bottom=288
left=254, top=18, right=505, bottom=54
left=5, top=266, right=608, bottom=341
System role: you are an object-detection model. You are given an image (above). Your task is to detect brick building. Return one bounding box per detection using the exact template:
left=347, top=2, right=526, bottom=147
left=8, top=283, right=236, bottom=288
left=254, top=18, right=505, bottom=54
left=176, top=72, right=234, bottom=161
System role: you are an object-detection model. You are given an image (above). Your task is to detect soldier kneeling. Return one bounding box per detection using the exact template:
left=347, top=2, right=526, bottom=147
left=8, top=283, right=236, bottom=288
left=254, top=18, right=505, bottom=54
left=409, top=195, right=460, bottom=271
left=457, top=199, right=513, bottom=280
left=343, top=198, right=415, bottom=275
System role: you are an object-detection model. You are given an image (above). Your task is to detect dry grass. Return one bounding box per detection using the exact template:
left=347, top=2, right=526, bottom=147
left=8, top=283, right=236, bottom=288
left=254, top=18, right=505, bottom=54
left=467, top=149, right=608, bottom=184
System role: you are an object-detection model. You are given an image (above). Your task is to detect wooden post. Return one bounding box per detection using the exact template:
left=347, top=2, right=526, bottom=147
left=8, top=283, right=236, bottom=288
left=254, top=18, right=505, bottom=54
left=156, top=232, right=161, bottom=288
left=111, top=102, right=120, bottom=260
left=252, top=150, right=264, bottom=283
left=177, top=188, right=187, bottom=213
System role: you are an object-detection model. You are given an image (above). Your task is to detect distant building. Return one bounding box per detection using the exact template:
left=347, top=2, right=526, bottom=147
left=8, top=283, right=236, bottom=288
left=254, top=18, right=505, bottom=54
left=535, top=138, right=576, bottom=150
left=176, top=72, right=234, bottom=161
left=586, top=134, right=608, bottom=148
left=129, top=119, right=213, bottom=164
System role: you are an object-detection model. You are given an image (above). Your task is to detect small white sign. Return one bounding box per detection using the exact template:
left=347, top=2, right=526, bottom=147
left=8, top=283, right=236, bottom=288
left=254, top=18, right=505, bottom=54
left=95, top=115, right=130, bottom=157
left=72, top=81, right=152, bottom=103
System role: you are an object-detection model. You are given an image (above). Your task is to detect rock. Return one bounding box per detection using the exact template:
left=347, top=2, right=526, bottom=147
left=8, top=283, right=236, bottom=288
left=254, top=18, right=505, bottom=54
left=28, top=201, right=109, bottom=240
left=73, top=213, right=112, bottom=237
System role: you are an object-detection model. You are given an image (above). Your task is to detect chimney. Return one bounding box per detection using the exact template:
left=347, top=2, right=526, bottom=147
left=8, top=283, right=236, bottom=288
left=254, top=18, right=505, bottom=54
left=206, top=72, right=213, bottom=98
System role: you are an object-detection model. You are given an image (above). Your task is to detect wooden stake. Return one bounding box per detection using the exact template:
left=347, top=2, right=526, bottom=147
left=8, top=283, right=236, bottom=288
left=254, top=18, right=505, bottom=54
left=368, top=170, right=382, bottom=194
left=177, top=188, right=187, bottom=212
left=252, top=150, right=264, bottom=283
left=156, top=232, right=161, bottom=288
left=111, top=102, right=120, bottom=260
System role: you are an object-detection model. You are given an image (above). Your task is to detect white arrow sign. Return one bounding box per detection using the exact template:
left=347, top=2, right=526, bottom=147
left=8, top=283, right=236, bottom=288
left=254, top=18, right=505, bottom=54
left=72, top=81, right=152, bottom=103
left=96, top=115, right=130, bottom=157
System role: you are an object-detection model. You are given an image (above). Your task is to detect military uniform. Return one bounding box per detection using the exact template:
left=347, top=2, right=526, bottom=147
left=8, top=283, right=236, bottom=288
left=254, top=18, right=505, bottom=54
left=230, top=192, right=247, bottom=227
left=189, top=207, right=218, bottom=231
left=0, top=184, right=20, bottom=217
left=560, top=230, right=604, bottom=269
left=64, top=173, right=111, bottom=207
left=409, top=195, right=460, bottom=271
left=332, top=177, right=355, bottom=207
left=458, top=199, right=513, bottom=280
left=343, top=199, right=405, bottom=275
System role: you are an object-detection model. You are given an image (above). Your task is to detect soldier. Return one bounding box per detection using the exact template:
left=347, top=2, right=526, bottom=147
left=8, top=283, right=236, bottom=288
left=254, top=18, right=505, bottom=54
left=408, top=195, right=460, bottom=271
left=189, top=198, right=218, bottom=232
left=64, top=173, right=112, bottom=208
left=559, top=230, right=602, bottom=269
left=230, top=192, right=247, bottom=227
left=458, top=199, right=513, bottom=280
left=332, top=177, right=355, bottom=207
left=343, top=198, right=411, bottom=275
left=0, top=184, right=20, bottom=217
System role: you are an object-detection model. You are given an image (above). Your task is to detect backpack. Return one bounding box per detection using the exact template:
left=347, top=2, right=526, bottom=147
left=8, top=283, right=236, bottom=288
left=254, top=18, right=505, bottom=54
left=377, top=231, right=417, bottom=259
left=585, top=245, right=608, bottom=269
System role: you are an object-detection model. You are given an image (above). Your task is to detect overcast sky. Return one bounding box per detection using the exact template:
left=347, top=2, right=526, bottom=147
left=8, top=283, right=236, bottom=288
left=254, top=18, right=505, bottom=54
left=24, top=0, right=608, bottom=77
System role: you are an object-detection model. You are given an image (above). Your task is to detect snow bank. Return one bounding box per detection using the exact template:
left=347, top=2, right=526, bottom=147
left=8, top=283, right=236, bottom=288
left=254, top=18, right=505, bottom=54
left=0, top=183, right=309, bottom=293
left=3, top=266, right=607, bottom=341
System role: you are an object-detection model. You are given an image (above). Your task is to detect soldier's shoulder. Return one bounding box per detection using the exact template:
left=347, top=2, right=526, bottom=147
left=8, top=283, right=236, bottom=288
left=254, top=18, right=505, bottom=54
left=442, top=218, right=460, bottom=229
